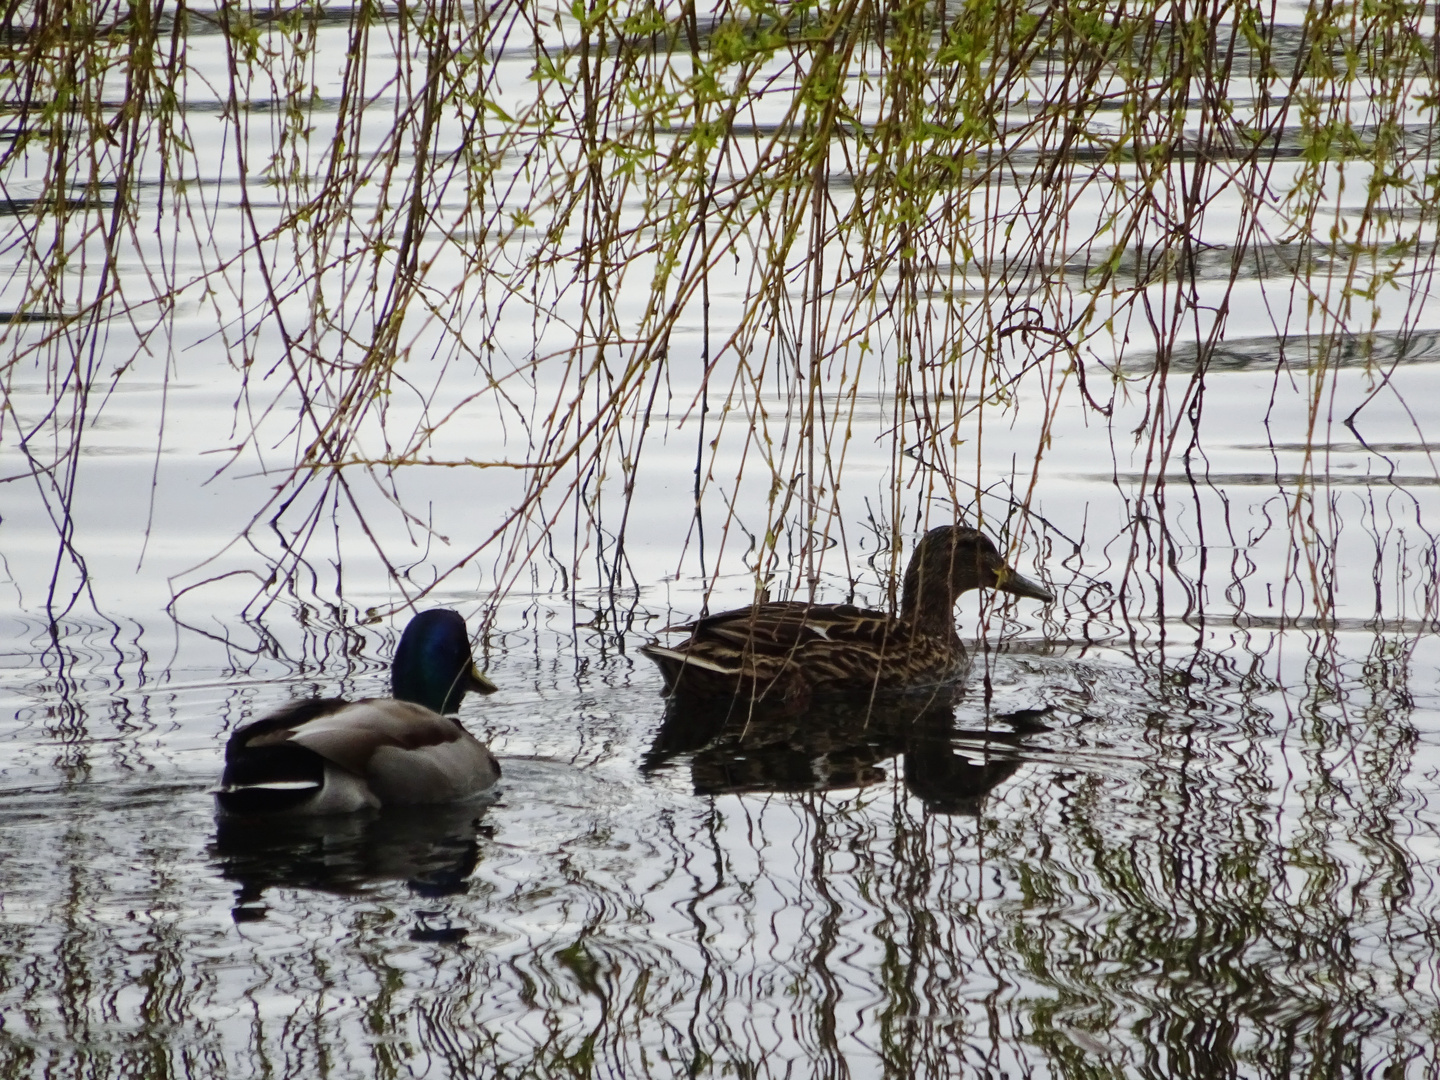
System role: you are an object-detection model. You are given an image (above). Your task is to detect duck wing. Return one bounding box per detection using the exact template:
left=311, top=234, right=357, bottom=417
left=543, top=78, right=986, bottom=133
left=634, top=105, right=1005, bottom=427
left=646, top=602, right=901, bottom=689
left=647, top=600, right=959, bottom=699
left=681, top=602, right=898, bottom=654
left=273, top=700, right=465, bottom=770
left=285, top=700, right=499, bottom=805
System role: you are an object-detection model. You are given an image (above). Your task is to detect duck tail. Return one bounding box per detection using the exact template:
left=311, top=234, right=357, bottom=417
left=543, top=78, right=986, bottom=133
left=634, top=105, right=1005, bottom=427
left=215, top=739, right=327, bottom=815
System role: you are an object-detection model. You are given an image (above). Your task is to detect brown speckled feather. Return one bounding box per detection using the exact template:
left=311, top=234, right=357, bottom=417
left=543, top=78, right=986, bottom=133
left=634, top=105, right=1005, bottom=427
left=643, top=603, right=965, bottom=707
left=640, top=525, right=1053, bottom=710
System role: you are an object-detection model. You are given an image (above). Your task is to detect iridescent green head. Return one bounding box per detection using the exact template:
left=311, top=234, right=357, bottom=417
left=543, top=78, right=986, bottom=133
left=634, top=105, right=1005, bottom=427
left=391, top=609, right=498, bottom=714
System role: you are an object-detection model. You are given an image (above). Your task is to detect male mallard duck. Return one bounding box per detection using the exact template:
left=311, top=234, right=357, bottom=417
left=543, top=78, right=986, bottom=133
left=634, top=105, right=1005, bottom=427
left=640, top=525, right=1053, bottom=709
left=216, top=609, right=500, bottom=816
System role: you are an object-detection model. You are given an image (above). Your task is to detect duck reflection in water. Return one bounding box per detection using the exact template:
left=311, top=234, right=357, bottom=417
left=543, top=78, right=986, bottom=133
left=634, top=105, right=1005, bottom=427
left=643, top=691, right=1049, bottom=815
left=210, top=800, right=493, bottom=935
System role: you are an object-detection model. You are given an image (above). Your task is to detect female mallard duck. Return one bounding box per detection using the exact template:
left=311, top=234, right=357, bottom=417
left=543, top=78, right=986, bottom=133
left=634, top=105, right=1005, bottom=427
left=640, top=525, right=1054, bottom=710
left=216, top=609, right=500, bottom=816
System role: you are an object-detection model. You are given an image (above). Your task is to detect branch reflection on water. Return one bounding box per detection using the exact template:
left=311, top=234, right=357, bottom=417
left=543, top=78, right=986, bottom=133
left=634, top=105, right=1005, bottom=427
left=212, top=801, right=495, bottom=931
left=644, top=691, right=1047, bottom=816
left=1, top=567, right=1438, bottom=1075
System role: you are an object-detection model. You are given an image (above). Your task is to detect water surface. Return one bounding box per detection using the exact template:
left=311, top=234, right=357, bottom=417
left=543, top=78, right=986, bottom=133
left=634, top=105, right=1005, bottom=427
left=3, top=2, right=1440, bottom=1077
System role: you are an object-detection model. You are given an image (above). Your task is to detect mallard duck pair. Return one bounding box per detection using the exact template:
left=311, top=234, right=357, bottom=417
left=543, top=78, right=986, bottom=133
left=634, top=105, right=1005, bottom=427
left=219, top=525, right=1051, bottom=815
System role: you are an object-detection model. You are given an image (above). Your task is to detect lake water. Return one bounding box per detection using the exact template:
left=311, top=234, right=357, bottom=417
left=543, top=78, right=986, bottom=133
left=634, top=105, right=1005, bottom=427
left=2, top=2, right=1440, bottom=1076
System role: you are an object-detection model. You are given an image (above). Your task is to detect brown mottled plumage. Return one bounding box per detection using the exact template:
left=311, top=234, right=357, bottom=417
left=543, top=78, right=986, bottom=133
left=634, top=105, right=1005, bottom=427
left=640, top=525, right=1054, bottom=710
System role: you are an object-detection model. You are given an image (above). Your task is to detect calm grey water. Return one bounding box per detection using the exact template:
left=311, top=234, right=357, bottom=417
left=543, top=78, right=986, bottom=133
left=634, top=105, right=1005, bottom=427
left=4, top=3, right=1440, bottom=1077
